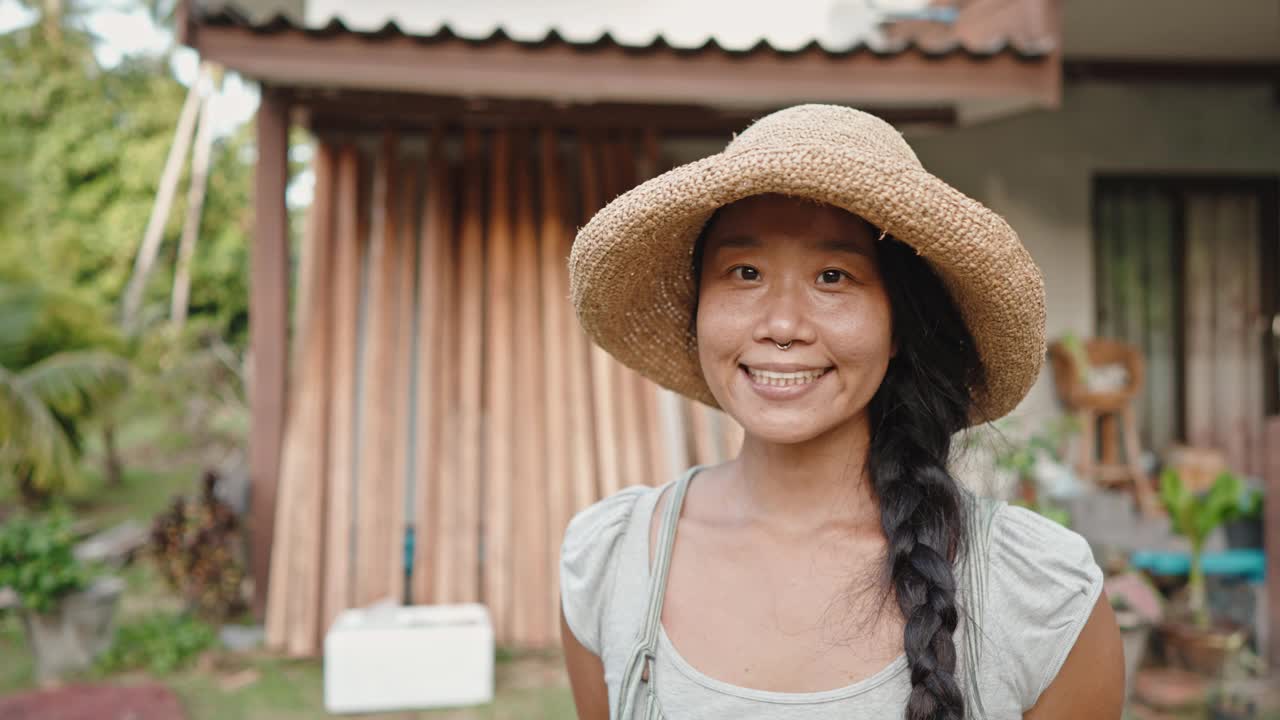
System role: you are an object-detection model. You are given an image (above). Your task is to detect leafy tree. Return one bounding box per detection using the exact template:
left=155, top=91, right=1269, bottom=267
left=0, top=7, right=253, bottom=348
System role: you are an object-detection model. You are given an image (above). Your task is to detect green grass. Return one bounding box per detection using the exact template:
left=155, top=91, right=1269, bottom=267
left=0, top=615, right=35, bottom=693
left=0, top=443, right=575, bottom=719
left=170, top=653, right=575, bottom=720
left=69, top=465, right=201, bottom=529
left=2, top=612, right=574, bottom=719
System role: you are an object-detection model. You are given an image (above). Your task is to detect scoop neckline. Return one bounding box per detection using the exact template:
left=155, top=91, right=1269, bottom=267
left=642, top=466, right=911, bottom=703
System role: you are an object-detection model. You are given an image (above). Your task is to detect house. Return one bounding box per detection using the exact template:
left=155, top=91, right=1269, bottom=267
left=178, top=0, right=1280, bottom=659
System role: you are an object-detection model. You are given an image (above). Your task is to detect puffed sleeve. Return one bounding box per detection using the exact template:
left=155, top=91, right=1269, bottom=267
left=559, top=486, right=648, bottom=656
left=986, top=503, right=1105, bottom=711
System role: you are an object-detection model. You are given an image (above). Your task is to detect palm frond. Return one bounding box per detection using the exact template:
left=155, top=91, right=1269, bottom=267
left=17, top=350, right=130, bottom=416
left=0, top=363, right=79, bottom=490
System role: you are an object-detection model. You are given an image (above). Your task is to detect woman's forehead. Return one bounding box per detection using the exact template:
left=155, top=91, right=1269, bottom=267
left=704, top=194, right=876, bottom=254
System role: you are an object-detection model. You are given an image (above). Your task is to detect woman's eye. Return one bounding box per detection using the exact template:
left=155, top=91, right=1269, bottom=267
left=818, top=269, right=848, bottom=285
left=732, top=266, right=760, bottom=281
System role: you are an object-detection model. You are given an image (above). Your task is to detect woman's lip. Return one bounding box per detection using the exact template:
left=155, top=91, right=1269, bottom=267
left=739, top=365, right=831, bottom=401
left=741, top=362, right=830, bottom=373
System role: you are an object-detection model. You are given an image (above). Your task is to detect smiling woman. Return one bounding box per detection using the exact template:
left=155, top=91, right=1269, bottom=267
left=560, top=105, right=1123, bottom=720
left=692, top=195, right=894, bottom=446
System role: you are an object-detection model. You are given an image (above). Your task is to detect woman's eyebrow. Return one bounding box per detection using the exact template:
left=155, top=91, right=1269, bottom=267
left=710, top=234, right=760, bottom=249
left=817, top=237, right=873, bottom=257
left=711, top=234, right=872, bottom=255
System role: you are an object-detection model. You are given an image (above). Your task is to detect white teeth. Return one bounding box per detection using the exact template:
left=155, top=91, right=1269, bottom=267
left=746, top=368, right=827, bottom=387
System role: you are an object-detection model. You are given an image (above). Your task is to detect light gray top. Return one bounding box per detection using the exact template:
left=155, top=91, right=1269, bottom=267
left=559, top=467, right=1104, bottom=719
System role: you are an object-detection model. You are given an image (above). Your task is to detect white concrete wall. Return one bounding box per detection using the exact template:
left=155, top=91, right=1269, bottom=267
left=906, top=81, right=1280, bottom=425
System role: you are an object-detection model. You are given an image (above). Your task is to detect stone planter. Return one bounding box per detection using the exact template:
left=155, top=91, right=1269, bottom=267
left=21, top=575, right=124, bottom=682
left=1158, top=619, right=1247, bottom=677
left=1115, top=615, right=1151, bottom=704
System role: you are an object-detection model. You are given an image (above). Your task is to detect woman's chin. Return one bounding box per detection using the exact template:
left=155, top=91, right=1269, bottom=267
left=731, top=409, right=840, bottom=446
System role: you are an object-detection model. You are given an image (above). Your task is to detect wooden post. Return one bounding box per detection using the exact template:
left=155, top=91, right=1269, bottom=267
left=454, top=130, right=486, bottom=605
left=483, top=129, right=515, bottom=642
left=511, top=132, right=548, bottom=646
left=1266, top=416, right=1280, bottom=666
left=321, top=145, right=364, bottom=631
left=353, top=133, right=403, bottom=607
left=412, top=135, right=455, bottom=605
left=387, top=149, right=419, bottom=603
left=269, top=142, right=337, bottom=656
left=249, top=86, right=290, bottom=618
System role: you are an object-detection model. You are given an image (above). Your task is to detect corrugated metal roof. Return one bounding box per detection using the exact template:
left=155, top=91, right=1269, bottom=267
left=189, top=0, right=1055, bottom=59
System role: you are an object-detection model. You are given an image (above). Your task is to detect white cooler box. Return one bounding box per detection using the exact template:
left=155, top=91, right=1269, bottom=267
left=324, top=602, right=494, bottom=714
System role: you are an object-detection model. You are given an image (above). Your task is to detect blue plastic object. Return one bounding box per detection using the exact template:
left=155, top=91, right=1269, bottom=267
left=1129, top=549, right=1266, bottom=583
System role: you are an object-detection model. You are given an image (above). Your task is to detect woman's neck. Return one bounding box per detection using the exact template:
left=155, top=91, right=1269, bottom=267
left=722, top=414, right=881, bottom=535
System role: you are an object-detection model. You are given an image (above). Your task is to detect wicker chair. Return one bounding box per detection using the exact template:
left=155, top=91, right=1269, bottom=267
left=1047, top=337, right=1159, bottom=514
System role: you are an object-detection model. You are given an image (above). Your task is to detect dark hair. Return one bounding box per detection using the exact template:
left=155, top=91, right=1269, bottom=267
left=691, top=214, right=985, bottom=720
left=868, top=235, right=983, bottom=720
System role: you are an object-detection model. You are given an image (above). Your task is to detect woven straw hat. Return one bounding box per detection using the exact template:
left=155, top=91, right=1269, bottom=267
left=569, top=104, right=1045, bottom=423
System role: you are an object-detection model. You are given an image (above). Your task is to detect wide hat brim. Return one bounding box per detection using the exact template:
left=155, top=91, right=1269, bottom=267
left=569, top=105, right=1045, bottom=425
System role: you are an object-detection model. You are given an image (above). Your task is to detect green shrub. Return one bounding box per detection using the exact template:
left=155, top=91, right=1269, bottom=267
left=0, top=511, right=90, bottom=613
left=97, top=612, right=215, bottom=674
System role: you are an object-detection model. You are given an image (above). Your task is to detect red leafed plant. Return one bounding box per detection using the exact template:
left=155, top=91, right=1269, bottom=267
left=150, top=470, right=247, bottom=622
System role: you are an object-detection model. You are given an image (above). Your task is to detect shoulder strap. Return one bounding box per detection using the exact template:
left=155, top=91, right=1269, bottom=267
left=616, top=466, right=697, bottom=719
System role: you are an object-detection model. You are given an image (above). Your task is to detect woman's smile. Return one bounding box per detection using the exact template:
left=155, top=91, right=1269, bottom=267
left=739, top=363, right=833, bottom=399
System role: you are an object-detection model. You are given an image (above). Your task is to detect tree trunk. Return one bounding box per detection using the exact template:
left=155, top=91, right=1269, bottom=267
left=170, top=66, right=220, bottom=329
left=42, top=0, right=63, bottom=46
left=121, top=63, right=204, bottom=331
left=102, top=421, right=123, bottom=488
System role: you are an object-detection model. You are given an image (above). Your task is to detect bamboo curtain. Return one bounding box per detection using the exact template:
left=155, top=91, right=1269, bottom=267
left=266, top=129, right=743, bottom=655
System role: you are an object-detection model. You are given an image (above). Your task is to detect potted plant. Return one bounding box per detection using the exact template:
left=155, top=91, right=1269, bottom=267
left=1156, top=469, right=1249, bottom=676
left=1104, top=570, right=1164, bottom=703
left=0, top=511, right=123, bottom=682
left=990, top=414, right=1080, bottom=520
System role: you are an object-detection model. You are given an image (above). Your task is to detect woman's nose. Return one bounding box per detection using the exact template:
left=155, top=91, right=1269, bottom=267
left=753, top=280, right=815, bottom=348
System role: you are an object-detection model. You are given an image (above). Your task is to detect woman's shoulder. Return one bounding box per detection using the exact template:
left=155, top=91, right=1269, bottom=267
left=978, top=498, right=1105, bottom=711
left=562, top=483, right=662, bottom=553
left=559, top=483, right=664, bottom=655
left=986, top=501, right=1102, bottom=593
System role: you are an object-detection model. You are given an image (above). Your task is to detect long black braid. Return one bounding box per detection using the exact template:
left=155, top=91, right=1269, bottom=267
left=868, top=235, right=985, bottom=720
left=691, top=210, right=986, bottom=720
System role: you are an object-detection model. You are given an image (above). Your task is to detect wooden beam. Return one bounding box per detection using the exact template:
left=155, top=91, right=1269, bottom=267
left=412, top=135, right=455, bottom=605
left=484, top=129, right=516, bottom=641
left=190, top=26, right=1059, bottom=110
left=352, top=133, right=404, bottom=607
left=267, top=141, right=337, bottom=656
left=1064, top=59, right=1280, bottom=86
left=511, top=131, right=549, bottom=646
left=453, top=131, right=485, bottom=604
left=537, top=127, right=577, bottom=640
left=387, top=145, right=419, bottom=603
left=1267, top=416, right=1280, bottom=667
left=250, top=86, right=290, bottom=618
left=297, top=91, right=958, bottom=138
left=322, top=145, right=364, bottom=632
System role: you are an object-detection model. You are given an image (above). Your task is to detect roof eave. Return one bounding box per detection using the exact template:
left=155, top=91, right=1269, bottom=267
left=185, top=22, right=1061, bottom=112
